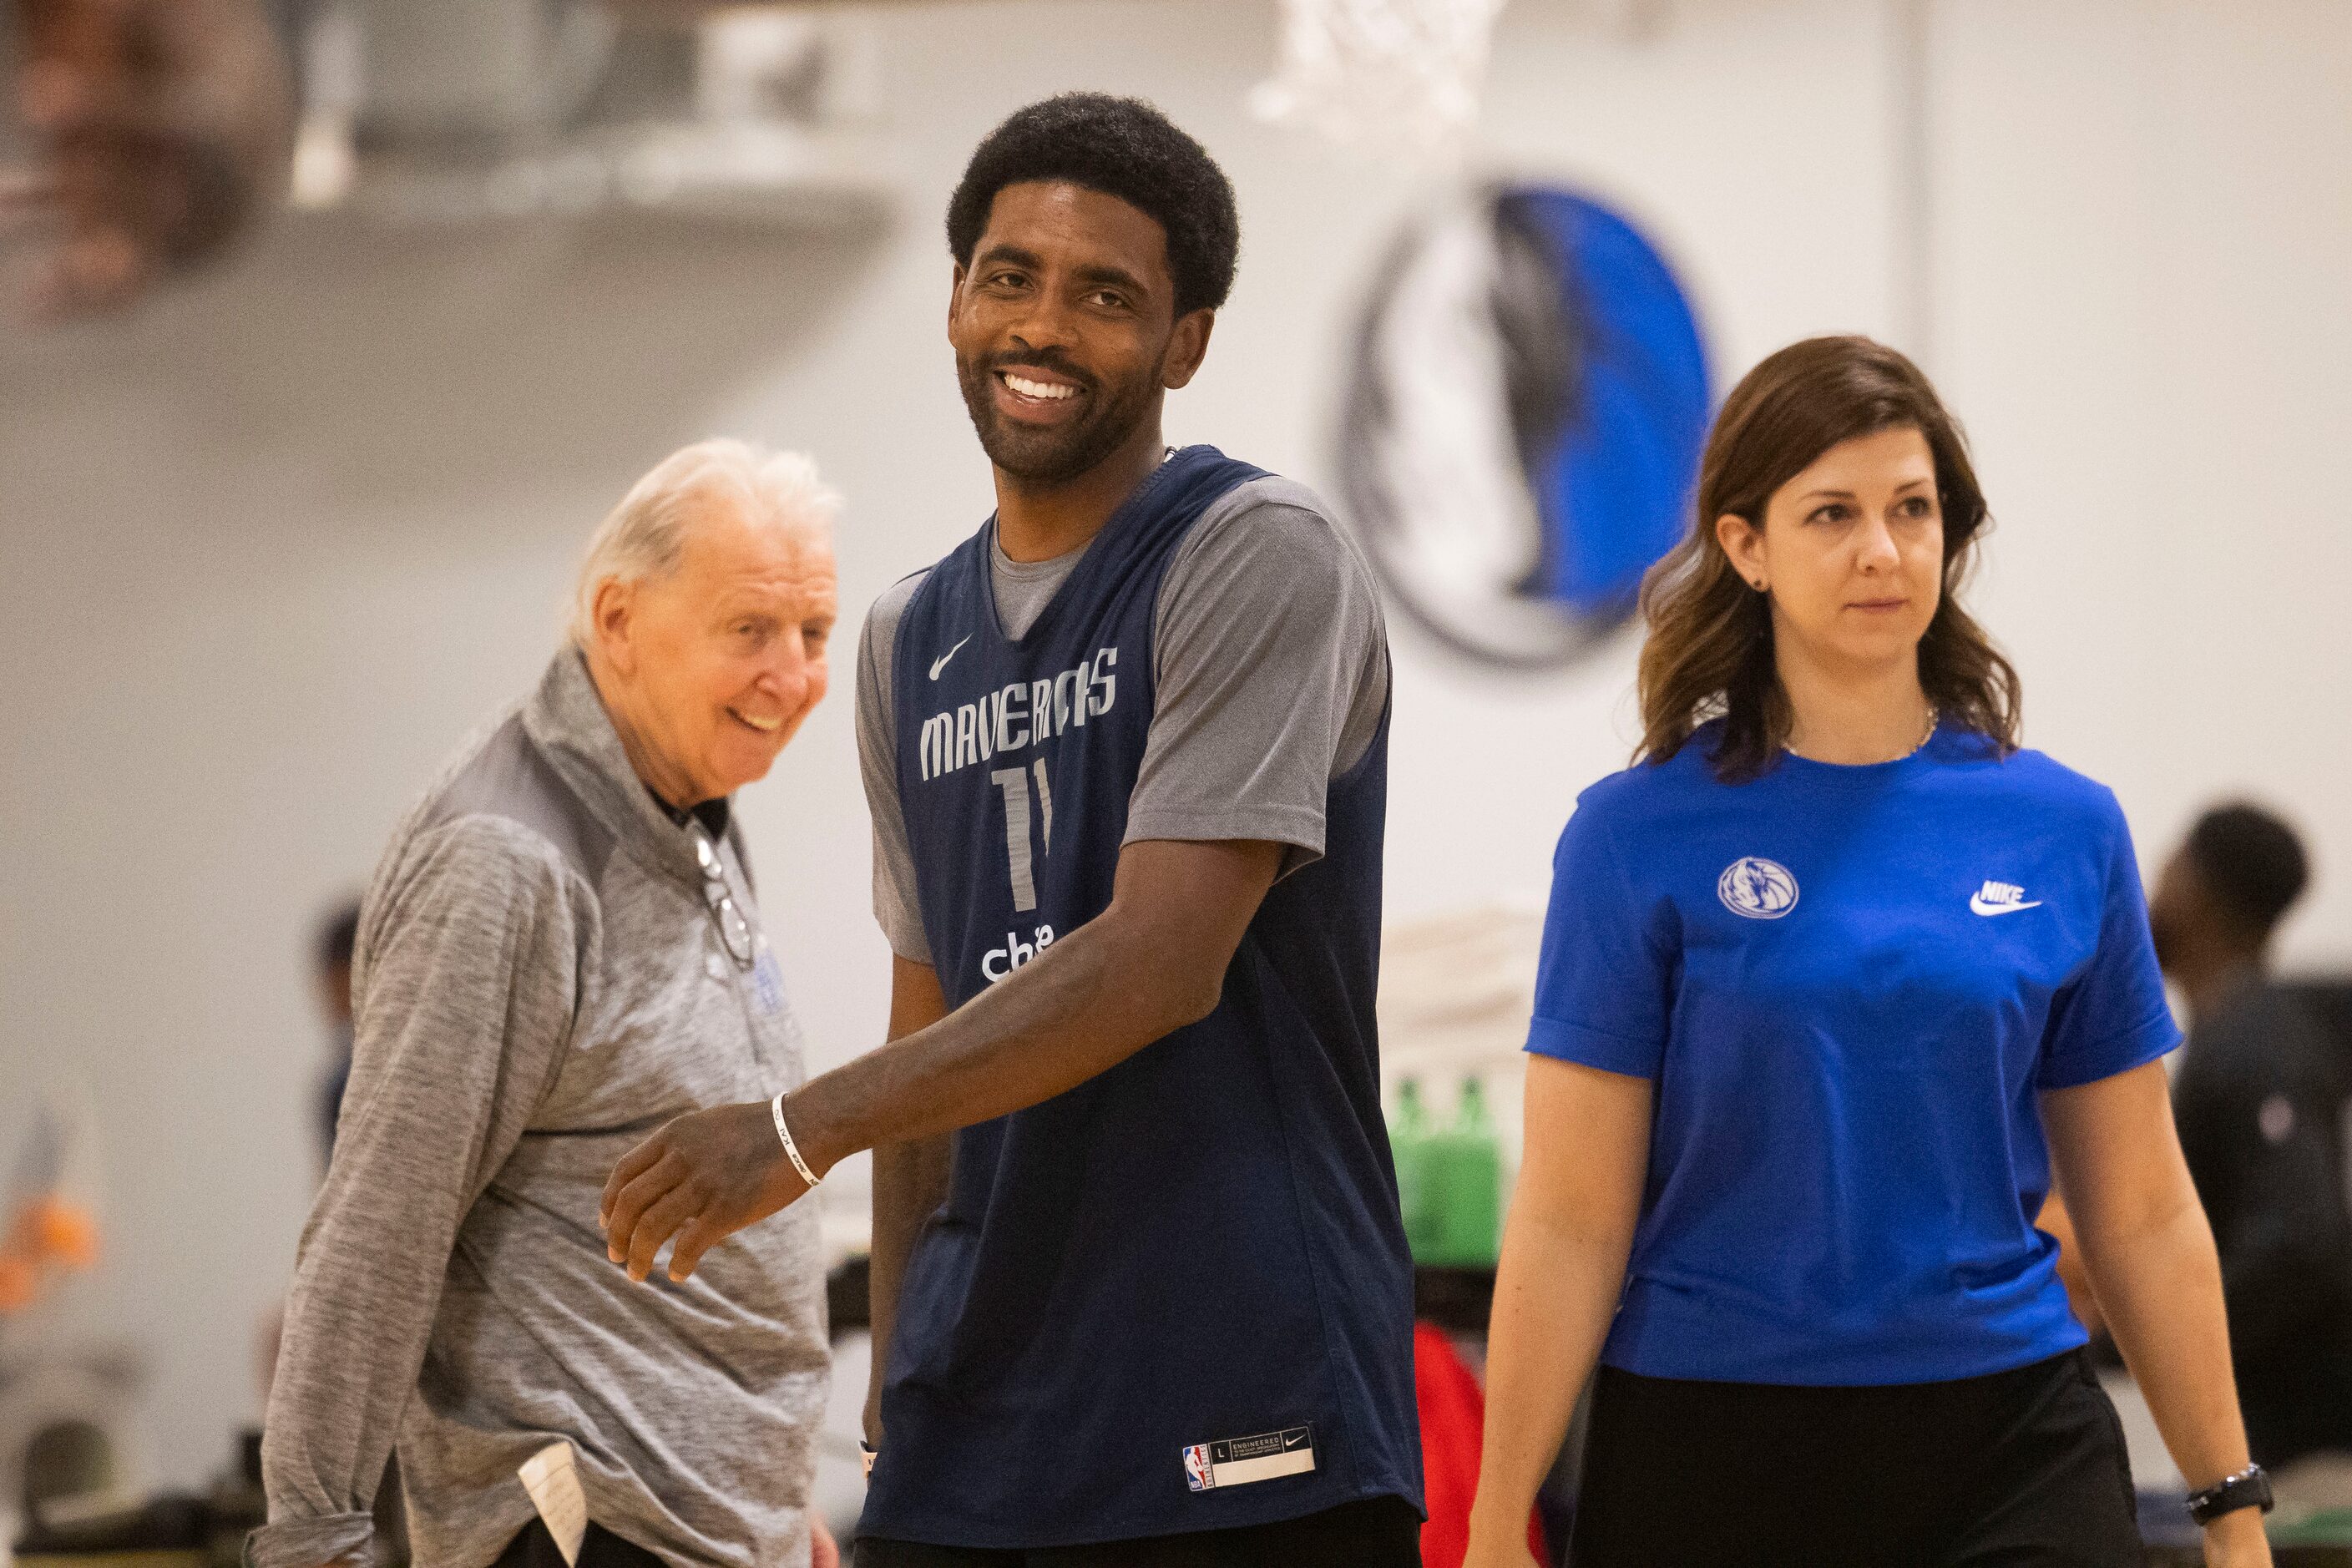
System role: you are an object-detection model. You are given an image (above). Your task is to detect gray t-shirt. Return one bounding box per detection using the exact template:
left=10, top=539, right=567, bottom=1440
left=857, top=475, right=1390, bottom=966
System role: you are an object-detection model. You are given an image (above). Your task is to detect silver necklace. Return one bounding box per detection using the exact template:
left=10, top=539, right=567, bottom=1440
left=1787, top=704, right=1939, bottom=764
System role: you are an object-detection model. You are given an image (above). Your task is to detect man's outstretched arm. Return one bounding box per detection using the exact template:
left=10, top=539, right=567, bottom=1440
left=600, top=836, right=1283, bottom=1282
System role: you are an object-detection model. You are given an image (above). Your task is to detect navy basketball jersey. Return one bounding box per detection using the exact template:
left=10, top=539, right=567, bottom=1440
left=865, top=447, right=1420, bottom=1547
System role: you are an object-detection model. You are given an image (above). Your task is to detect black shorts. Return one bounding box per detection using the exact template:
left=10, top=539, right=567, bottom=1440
left=1571, top=1348, right=2140, bottom=1568
left=494, top=1520, right=665, bottom=1568
left=853, top=1496, right=1421, bottom=1568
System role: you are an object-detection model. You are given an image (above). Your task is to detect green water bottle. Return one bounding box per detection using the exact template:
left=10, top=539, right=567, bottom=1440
left=1388, top=1077, right=1438, bottom=1258
left=1422, top=1075, right=1503, bottom=1267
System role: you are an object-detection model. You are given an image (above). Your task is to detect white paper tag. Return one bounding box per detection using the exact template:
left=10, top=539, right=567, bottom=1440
left=518, top=1439, right=589, bottom=1566
left=753, top=945, right=787, bottom=1015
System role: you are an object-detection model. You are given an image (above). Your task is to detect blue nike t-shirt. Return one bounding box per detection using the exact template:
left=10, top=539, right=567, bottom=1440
left=1527, top=721, right=2181, bottom=1385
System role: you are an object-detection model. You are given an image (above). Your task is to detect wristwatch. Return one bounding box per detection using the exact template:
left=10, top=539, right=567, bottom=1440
left=2186, top=1464, right=2274, bottom=1525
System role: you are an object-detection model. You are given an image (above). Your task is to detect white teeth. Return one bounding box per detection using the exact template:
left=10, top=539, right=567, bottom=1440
left=1004, top=373, right=1076, bottom=401
left=732, top=710, right=781, bottom=732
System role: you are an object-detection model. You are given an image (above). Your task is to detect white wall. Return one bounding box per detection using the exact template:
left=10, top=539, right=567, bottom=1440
left=1, top=0, right=2344, bottom=1490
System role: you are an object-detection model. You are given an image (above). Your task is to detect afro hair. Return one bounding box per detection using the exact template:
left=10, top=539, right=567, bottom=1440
left=947, top=94, right=1240, bottom=319
left=2186, top=801, right=2310, bottom=940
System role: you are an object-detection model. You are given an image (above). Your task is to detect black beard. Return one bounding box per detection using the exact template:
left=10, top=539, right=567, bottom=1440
left=956, top=349, right=1161, bottom=486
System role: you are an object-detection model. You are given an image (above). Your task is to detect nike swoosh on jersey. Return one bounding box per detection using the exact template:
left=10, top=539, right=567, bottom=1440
left=928, top=635, right=972, bottom=680
left=1970, top=894, right=2045, bottom=916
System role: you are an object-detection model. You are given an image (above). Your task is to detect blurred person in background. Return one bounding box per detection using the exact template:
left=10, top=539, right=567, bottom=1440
left=2152, top=802, right=2352, bottom=1472
left=311, top=898, right=358, bottom=1166
left=1464, top=336, right=2271, bottom=1568
left=2, top=0, right=291, bottom=316
left=251, top=439, right=842, bottom=1568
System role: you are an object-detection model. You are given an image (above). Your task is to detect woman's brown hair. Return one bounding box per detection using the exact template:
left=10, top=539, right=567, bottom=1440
left=1635, top=334, right=2021, bottom=781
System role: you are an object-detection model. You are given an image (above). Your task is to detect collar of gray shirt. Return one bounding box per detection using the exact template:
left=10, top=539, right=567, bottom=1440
left=522, top=649, right=728, bottom=891
left=988, top=524, right=1089, bottom=640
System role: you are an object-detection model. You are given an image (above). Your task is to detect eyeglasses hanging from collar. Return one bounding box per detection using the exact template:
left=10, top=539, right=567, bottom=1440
left=692, top=827, right=757, bottom=969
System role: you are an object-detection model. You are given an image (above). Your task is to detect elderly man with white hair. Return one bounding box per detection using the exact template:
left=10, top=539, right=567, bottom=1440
left=251, top=440, right=844, bottom=1568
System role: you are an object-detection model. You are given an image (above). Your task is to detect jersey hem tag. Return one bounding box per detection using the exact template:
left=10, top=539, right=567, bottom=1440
left=1182, top=1425, right=1315, bottom=1491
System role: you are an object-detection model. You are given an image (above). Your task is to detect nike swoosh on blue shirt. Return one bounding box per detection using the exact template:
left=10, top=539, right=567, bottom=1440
left=929, top=635, right=972, bottom=680
left=1970, top=895, right=2044, bottom=916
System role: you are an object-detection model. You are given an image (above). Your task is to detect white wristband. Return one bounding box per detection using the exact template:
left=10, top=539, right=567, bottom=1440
left=770, top=1092, right=820, bottom=1190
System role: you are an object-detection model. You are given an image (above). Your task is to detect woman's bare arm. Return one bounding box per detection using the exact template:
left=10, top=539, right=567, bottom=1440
left=2044, top=1060, right=2270, bottom=1568
left=1463, top=1055, right=1652, bottom=1568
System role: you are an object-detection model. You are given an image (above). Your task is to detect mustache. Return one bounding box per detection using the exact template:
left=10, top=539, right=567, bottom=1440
left=982, top=348, right=1096, bottom=391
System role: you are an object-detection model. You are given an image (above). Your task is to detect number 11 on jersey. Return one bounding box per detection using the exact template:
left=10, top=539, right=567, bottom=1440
left=989, top=758, right=1055, bottom=911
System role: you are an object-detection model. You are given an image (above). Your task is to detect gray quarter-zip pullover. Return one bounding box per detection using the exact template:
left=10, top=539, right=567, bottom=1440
left=252, top=650, right=827, bottom=1568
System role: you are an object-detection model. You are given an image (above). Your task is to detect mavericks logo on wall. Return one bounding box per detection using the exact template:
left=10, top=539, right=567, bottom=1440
left=1338, top=182, right=1712, bottom=667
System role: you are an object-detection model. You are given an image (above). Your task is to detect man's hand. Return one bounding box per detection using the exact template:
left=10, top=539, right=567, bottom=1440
left=810, top=1514, right=840, bottom=1568
left=599, top=1102, right=812, bottom=1283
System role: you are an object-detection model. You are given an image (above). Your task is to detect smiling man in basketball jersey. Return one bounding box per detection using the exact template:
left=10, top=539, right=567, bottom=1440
left=596, top=94, right=1421, bottom=1564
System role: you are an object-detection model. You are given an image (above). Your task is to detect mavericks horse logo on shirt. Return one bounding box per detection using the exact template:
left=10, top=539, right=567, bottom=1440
left=1718, top=857, right=1799, bottom=920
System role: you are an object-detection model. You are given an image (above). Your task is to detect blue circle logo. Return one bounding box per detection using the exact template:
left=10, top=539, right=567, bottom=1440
left=1718, top=858, right=1799, bottom=920
left=1338, top=182, right=1712, bottom=667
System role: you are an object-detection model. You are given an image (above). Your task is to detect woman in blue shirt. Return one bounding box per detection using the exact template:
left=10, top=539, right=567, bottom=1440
left=1464, top=337, right=2270, bottom=1568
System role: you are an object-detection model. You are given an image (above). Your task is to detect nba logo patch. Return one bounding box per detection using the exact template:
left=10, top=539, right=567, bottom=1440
left=1182, top=1444, right=1216, bottom=1491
